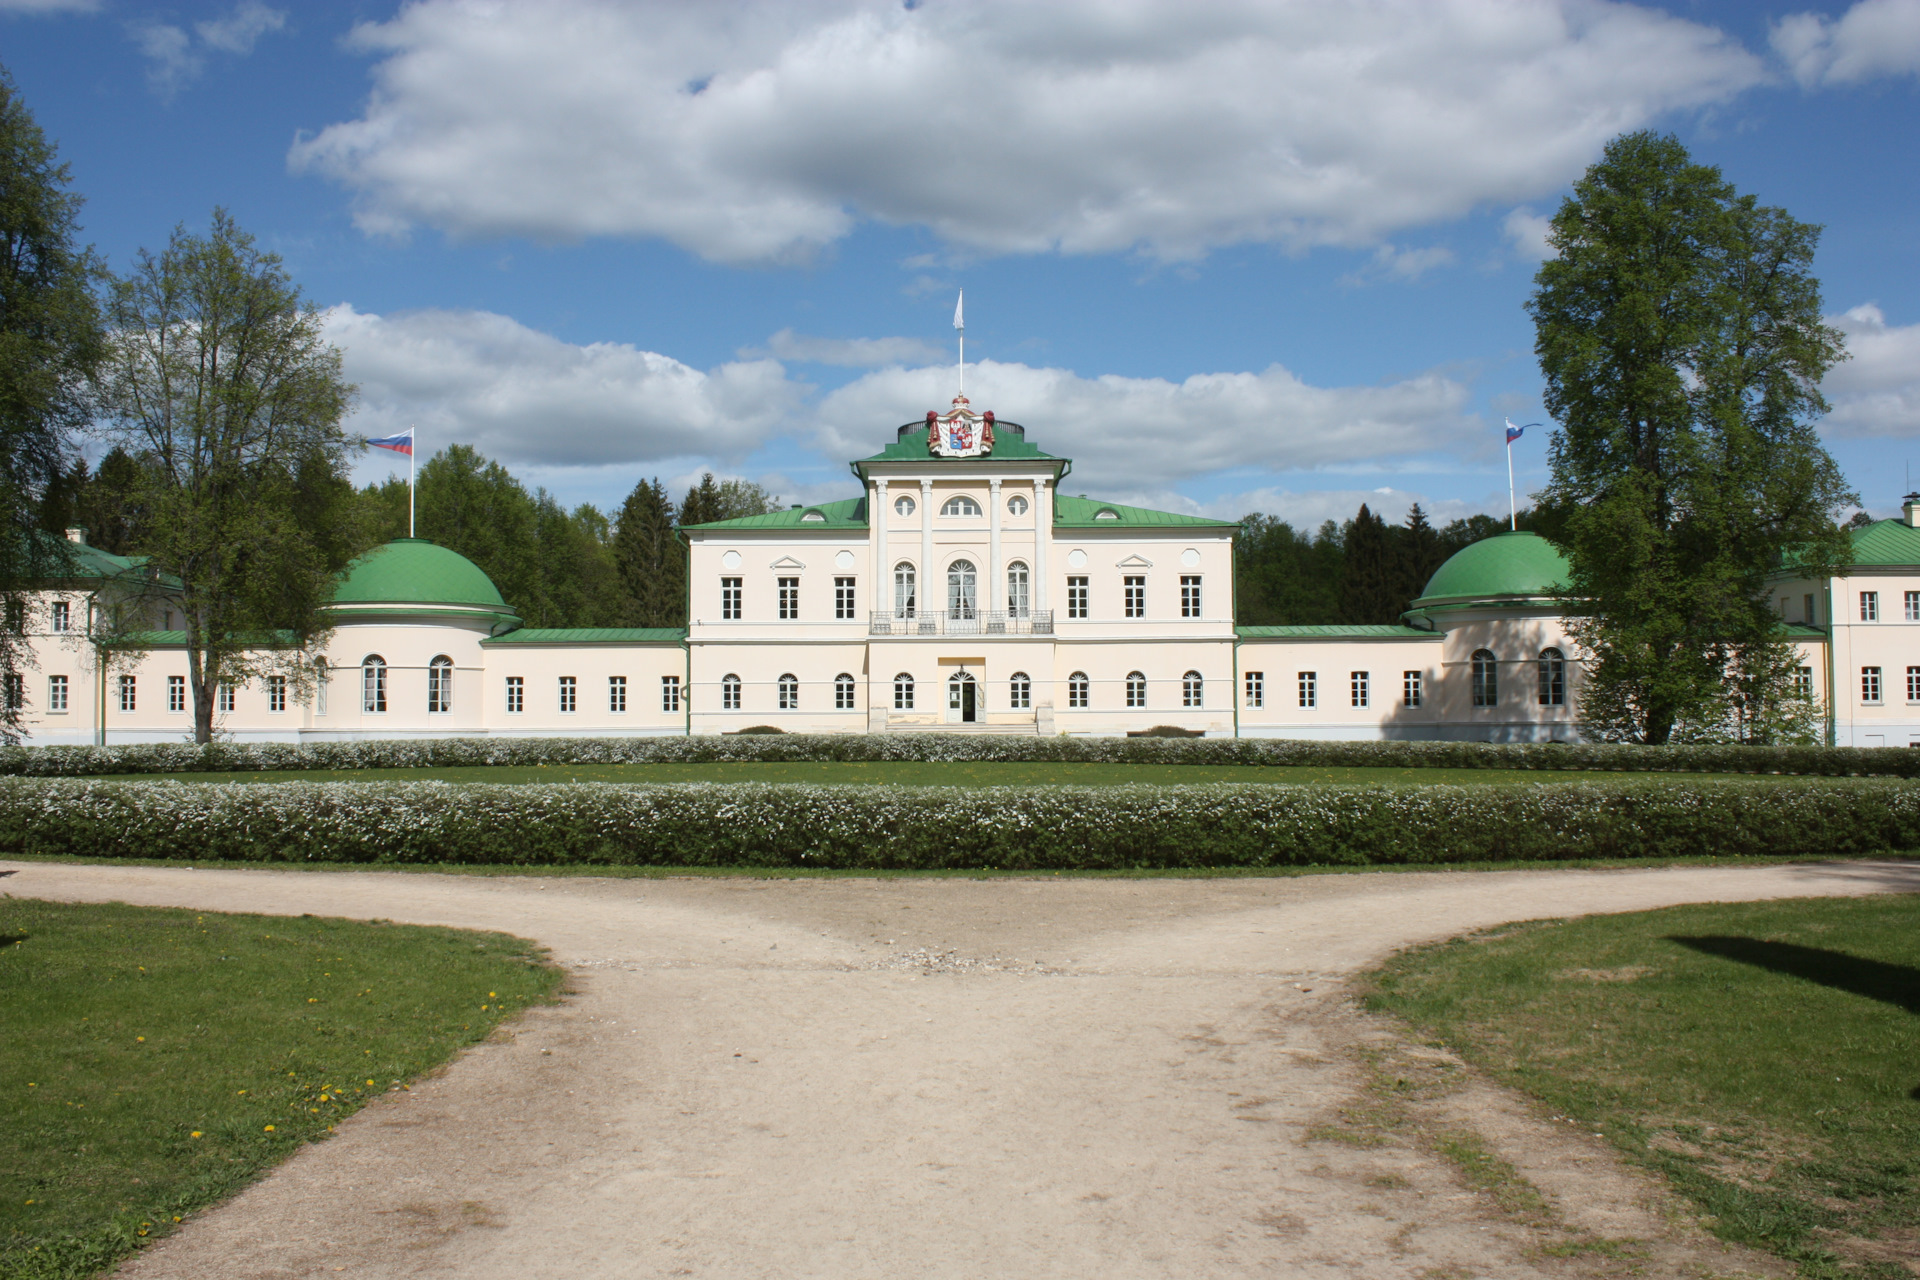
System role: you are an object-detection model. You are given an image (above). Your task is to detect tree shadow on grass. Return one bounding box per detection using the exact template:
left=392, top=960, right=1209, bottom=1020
left=1666, top=936, right=1920, bottom=1017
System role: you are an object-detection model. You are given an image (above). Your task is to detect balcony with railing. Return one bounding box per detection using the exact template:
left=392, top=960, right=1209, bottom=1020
left=868, top=609, right=1054, bottom=636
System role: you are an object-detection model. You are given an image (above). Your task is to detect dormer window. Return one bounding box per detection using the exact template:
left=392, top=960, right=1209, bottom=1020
left=941, top=495, right=981, bottom=517
left=1094, top=508, right=1119, bottom=521
left=800, top=509, right=825, bottom=523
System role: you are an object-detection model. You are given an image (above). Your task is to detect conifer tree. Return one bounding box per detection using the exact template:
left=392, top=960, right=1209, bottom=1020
left=1339, top=504, right=1400, bottom=624
left=612, top=477, right=683, bottom=627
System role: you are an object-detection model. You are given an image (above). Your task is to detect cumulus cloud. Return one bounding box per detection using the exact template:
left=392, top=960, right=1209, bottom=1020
left=290, top=0, right=1762, bottom=264
left=759, top=329, right=944, bottom=368
left=814, top=358, right=1478, bottom=492
left=1773, top=0, right=1920, bottom=86
left=1502, top=207, right=1555, bottom=262
left=130, top=1, right=285, bottom=97
left=1339, top=243, right=1456, bottom=286
left=1821, top=303, right=1920, bottom=437
left=324, top=305, right=803, bottom=469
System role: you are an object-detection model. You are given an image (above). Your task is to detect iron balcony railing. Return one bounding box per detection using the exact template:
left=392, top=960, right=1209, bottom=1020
left=869, top=609, right=1054, bottom=636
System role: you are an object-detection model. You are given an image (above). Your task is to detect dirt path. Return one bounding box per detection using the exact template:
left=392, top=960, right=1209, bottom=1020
left=8, top=858, right=1916, bottom=1280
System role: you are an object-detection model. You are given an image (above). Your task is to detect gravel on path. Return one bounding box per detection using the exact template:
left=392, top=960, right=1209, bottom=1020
left=7, top=857, right=1915, bottom=1280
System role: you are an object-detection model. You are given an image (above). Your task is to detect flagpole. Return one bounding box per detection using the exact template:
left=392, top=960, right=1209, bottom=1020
left=954, top=290, right=965, bottom=396
left=1507, top=436, right=1516, bottom=532
left=409, top=426, right=416, bottom=538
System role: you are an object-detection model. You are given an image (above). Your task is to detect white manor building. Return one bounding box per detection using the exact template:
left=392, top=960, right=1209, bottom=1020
left=7, top=395, right=1905, bottom=746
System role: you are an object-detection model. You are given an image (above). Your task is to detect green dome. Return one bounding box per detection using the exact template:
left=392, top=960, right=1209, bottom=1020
left=331, top=539, right=515, bottom=622
left=1412, top=531, right=1569, bottom=608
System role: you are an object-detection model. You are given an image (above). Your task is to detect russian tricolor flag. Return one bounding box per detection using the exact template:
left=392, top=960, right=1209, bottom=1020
left=367, top=429, right=413, bottom=457
left=1504, top=418, right=1526, bottom=445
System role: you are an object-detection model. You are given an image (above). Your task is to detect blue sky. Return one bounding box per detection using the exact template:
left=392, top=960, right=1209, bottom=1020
left=7, top=0, right=1920, bottom=528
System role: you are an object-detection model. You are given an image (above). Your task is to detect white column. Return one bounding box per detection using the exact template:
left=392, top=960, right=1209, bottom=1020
left=920, top=477, right=934, bottom=614
left=873, top=478, right=889, bottom=615
left=1034, top=477, right=1051, bottom=615
left=988, top=477, right=1003, bottom=616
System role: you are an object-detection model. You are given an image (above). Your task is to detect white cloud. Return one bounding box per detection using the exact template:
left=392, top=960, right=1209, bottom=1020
left=1502, top=207, right=1554, bottom=262
left=759, top=329, right=944, bottom=368
left=1821, top=303, right=1920, bottom=437
left=1340, top=243, right=1456, bottom=286
left=1773, top=0, right=1920, bottom=87
left=291, top=0, right=1763, bottom=264
left=813, top=358, right=1478, bottom=492
left=324, top=305, right=803, bottom=469
left=130, top=1, right=286, bottom=97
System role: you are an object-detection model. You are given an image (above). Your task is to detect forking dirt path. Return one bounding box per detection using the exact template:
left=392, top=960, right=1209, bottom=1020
left=8, top=859, right=1919, bottom=1280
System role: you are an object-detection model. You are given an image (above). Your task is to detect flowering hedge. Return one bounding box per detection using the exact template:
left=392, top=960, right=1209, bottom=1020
left=1, top=777, right=1914, bottom=868
left=3, top=734, right=1920, bottom=779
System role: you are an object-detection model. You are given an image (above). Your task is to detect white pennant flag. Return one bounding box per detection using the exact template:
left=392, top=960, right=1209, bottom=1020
left=953, top=291, right=964, bottom=331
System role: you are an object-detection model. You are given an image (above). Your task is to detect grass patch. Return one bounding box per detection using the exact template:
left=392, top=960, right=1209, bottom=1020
left=1366, top=895, right=1920, bottom=1278
left=0, top=899, right=563, bottom=1280
left=98, top=761, right=1759, bottom=788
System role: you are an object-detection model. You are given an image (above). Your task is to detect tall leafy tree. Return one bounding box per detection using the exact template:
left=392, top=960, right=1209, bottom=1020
left=1233, top=514, right=1343, bottom=625
left=93, top=210, right=365, bottom=743
left=0, top=70, right=102, bottom=736
left=1530, top=131, right=1852, bottom=744
left=414, top=443, right=542, bottom=616
left=613, top=476, right=683, bottom=627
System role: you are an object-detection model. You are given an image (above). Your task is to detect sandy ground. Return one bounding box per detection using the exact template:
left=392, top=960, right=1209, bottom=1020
left=6, top=858, right=1917, bottom=1280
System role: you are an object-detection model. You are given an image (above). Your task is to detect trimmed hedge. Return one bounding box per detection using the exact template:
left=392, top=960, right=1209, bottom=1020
left=2, top=777, right=1914, bottom=869
left=3, top=733, right=1920, bottom=779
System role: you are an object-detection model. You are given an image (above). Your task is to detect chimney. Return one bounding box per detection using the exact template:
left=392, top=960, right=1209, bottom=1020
left=1903, top=495, right=1920, bottom=528
left=63, top=527, right=85, bottom=544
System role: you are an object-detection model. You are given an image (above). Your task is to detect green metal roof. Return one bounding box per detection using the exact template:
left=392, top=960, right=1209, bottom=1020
left=482, top=627, right=687, bottom=645
left=1052, top=495, right=1235, bottom=529
left=103, top=629, right=299, bottom=648
left=1410, top=532, right=1570, bottom=608
left=1236, top=624, right=1435, bottom=639
left=1838, top=518, right=1920, bottom=568
left=330, top=539, right=515, bottom=621
left=683, top=497, right=867, bottom=532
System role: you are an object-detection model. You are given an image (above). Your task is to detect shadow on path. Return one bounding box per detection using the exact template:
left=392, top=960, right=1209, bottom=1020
left=1666, top=935, right=1920, bottom=1016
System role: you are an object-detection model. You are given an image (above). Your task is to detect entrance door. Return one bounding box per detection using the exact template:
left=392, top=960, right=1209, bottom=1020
left=947, top=672, right=978, bottom=724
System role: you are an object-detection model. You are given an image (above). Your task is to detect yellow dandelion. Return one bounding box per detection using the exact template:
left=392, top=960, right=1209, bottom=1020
left=136, top=1036, right=145, bottom=1043
left=190, top=1131, right=202, bottom=1138
left=489, top=992, right=496, bottom=998
left=365, top=1079, right=374, bottom=1086
left=263, top=1125, right=275, bottom=1132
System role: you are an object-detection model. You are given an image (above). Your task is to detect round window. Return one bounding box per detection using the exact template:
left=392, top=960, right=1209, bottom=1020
left=1007, top=494, right=1030, bottom=516
left=894, top=495, right=916, bottom=516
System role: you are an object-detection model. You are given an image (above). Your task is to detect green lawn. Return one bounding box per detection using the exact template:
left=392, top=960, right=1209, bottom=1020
left=1367, top=895, right=1920, bottom=1279
left=100, top=760, right=1754, bottom=787
left=0, top=900, right=563, bottom=1280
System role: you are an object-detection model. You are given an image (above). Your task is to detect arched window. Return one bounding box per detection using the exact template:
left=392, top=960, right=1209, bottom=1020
left=941, top=495, right=981, bottom=517
left=1094, top=508, right=1119, bottom=521
left=893, top=672, right=915, bottom=710
left=778, top=673, right=799, bottom=710
left=948, top=559, right=977, bottom=618
left=427, top=655, right=453, bottom=713
left=834, top=672, right=856, bottom=710
left=361, top=655, right=386, bottom=714
left=1006, top=561, right=1030, bottom=618
left=721, top=673, right=742, bottom=711
left=1538, top=648, right=1566, bottom=707
left=1009, top=671, right=1031, bottom=709
left=1126, top=671, right=1147, bottom=708
left=894, top=562, right=916, bottom=616
left=1067, top=671, right=1089, bottom=708
left=1471, top=650, right=1498, bottom=707
left=894, top=494, right=916, bottom=517
left=315, top=657, right=329, bottom=716
left=1007, top=493, right=1029, bottom=517
left=1182, top=670, right=1203, bottom=708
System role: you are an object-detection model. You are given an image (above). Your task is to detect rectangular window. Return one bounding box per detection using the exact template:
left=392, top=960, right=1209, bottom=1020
left=1906, top=591, right=1920, bottom=622
left=1123, top=576, right=1146, bottom=618
left=1298, top=671, right=1317, bottom=709
left=893, top=674, right=914, bottom=711
left=47, top=674, right=67, bottom=713
left=721, top=577, right=742, bottom=620
left=1862, top=666, right=1882, bottom=704
left=505, top=676, right=524, bottom=714
left=834, top=576, right=856, bottom=620
left=835, top=676, right=856, bottom=710
left=1797, top=666, right=1814, bottom=701
left=1908, top=667, right=1920, bottom=703
left=1861, top=591, right=1879, bottom=621
left=1351, top=671, right=1369, bottom=708
left=1180, top=575, right=1202, bottom=618
left=4, top=674, right=20, bottom=711
left=609, top=675, right=627, bottom=713
left=1068, top=673, right=1089, bottom=708
left=662, top=675, right=681, bottom=712
left=1067, top=577, right=1089, bottom=619
left=217, top=682, right=235, bottom=713
left=50, top=600, right=69, bottom=633
left=118, top=674, right=135, bottom=712
left=1806, top=593, right=1817, bottom=625
left=267, top=675, right=286, bottom=713
left=778, top=577, right=799, bottom=621
left=167, top=675, right=185, bottom=713
left=1244, top=671, right=1264, bottom=708
left=558, top=676, right=577, bottom=713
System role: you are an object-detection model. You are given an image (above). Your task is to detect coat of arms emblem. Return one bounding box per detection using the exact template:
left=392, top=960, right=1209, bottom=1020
left=926, top=395, right=995, bottom=458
